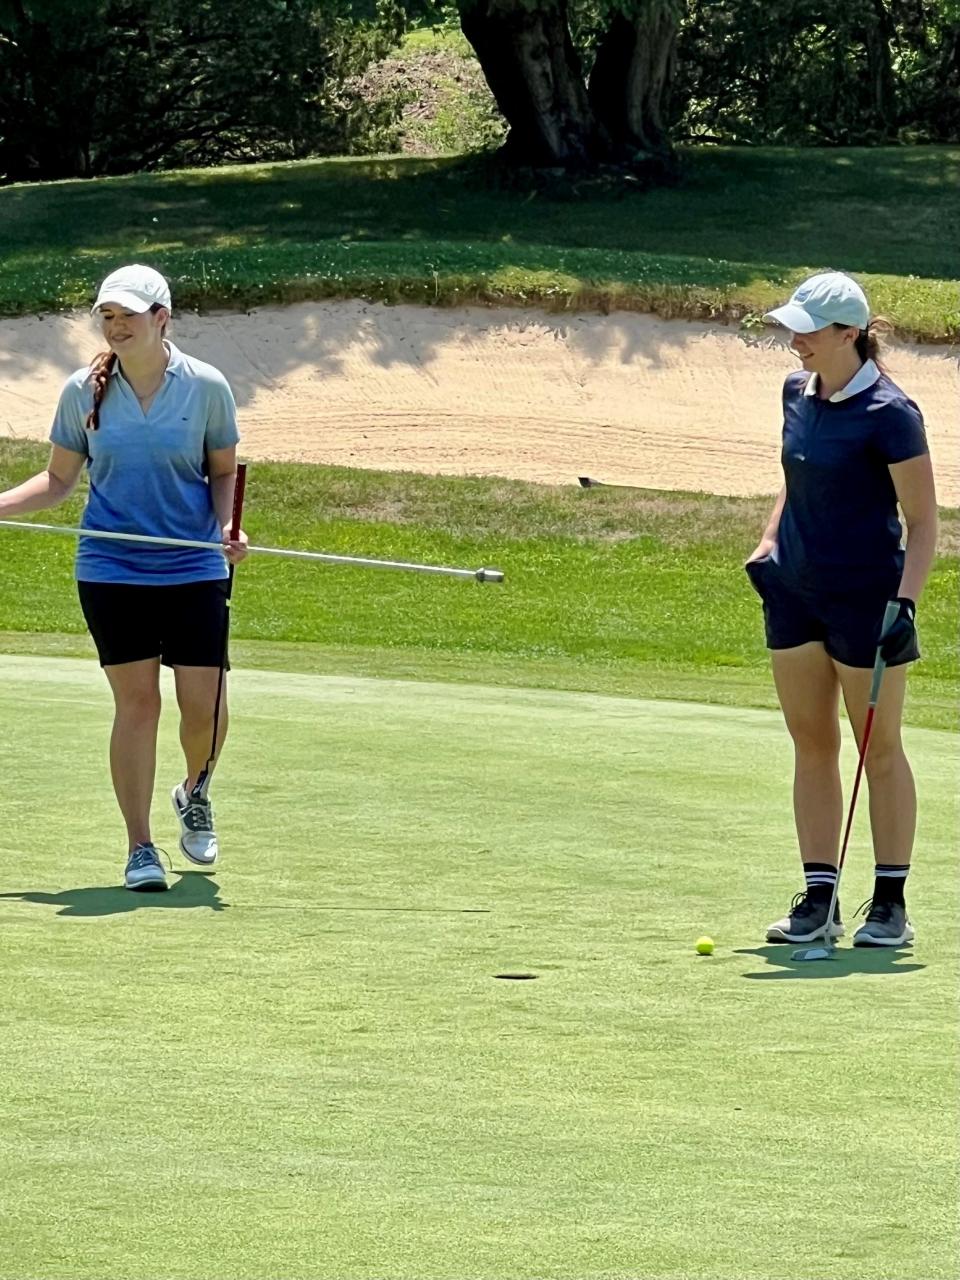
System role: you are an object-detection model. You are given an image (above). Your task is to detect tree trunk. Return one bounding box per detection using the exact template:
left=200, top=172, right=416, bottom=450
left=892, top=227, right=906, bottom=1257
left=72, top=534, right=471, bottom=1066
left=861, top=0, right=898, bottom=135
left=588, top=4, right=680, bottom=157
left=458, top=0, right=607, bottom=167
left=933, top=20, right=960, bottom=140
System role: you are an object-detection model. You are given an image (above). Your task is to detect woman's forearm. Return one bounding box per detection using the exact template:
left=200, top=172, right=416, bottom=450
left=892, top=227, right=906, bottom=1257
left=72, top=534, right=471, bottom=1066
left=0, top=469, right=74, bottom=517
left=899, top=515, right=939, bottom=603
left=210, top=470, right=239, bottom=532
left=762, top=486, right=787, bottom=543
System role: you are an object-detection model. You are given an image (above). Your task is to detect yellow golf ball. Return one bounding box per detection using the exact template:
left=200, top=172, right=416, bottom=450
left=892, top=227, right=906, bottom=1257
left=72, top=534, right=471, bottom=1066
left=695, top=936, right=715, bottom=955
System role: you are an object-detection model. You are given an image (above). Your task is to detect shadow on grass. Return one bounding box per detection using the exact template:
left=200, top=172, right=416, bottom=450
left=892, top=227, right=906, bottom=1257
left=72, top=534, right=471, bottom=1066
left=228, top=904, right=491, bottom=914
left=5, top=149, right=957, bottom=278
left=736, top=944, right=925, bottom=981
left=0, top=869, right=226, bottom=916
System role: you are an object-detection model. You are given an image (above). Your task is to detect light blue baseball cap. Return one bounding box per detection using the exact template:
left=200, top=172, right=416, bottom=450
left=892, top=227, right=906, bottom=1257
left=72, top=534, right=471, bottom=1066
left=764, top=271, right=870, bottom=333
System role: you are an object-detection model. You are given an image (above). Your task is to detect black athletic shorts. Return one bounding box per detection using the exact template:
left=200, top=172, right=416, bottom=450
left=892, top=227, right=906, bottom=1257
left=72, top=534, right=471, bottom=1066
left=78, top=579, right=232, bottom=669
left=745, top=557, right=919, bottom=669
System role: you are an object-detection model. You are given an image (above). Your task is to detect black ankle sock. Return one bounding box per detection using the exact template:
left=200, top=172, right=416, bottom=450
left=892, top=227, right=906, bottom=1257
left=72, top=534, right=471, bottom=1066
left=803, top=861, right=838, bottom=902
left=874, top=864, right=909, bottom=906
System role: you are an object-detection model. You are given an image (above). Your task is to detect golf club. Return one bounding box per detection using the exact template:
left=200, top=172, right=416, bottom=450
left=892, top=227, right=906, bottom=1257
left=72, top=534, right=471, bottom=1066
left=792, top=598, right=901, bottom=962
left=190, top=462, right=246, bottom=803
left=0, top=519, right=505, bottom=583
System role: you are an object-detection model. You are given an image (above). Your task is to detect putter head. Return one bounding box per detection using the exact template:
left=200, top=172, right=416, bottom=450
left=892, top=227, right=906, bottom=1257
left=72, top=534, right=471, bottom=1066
left=791, top=939, right=837, bottom=962
left=475, top=567, right=504, bottom=584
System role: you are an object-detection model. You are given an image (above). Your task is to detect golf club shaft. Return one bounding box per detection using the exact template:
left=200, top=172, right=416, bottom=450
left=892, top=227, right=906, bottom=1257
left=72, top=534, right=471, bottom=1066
left=192, top=463, right=247, bottom=801
left=0, top=519, right=503, bottom=582
left=819, top=598, right=900, bottom=943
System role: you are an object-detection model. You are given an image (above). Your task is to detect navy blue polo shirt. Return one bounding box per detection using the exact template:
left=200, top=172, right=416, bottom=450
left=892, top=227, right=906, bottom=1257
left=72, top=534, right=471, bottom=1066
left=776, top=361, right=928, bottom=593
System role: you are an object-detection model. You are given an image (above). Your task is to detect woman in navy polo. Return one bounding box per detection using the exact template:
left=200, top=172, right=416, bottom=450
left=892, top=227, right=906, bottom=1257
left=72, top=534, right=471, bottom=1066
left=0, top=265, right=247, bottom=892
left=746, top=271, right=938, bottom=948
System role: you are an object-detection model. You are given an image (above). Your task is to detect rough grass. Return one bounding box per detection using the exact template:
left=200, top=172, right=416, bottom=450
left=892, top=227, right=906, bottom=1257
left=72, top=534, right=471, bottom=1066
left=0, top=443, right=956, bottom=730
left=1, top=148, right=958, bottom=338
left=356, top=26, right=505, bottom=156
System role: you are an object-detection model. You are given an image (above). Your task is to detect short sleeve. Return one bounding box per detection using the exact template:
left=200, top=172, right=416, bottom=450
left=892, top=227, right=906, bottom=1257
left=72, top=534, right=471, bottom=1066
left=203, top=372, right=240, bottom=451
left=873, top=397, right=928, bottom=465
left=49, top=377, right=90, bottom=457
left=781, top=371, right=808, bottom=422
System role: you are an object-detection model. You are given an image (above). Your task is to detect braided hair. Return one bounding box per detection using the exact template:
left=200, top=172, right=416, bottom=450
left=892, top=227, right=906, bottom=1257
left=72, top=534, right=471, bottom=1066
left=85, top=350, right=117, bottom=431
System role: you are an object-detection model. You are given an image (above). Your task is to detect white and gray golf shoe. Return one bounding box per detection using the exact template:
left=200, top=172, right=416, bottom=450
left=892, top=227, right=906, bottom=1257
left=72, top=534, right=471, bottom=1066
left=172, top=784, right=219, bottom=866
left=766, top=891, right=844, bottom=943
left=124, top=843, right=168, bottom=892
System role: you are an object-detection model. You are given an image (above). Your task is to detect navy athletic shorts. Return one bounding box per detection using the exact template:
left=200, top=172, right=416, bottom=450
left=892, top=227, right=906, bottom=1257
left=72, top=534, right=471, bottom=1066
left=78, top=579, right=231, bottom=669
left=744, top=557, right=919, bottom=669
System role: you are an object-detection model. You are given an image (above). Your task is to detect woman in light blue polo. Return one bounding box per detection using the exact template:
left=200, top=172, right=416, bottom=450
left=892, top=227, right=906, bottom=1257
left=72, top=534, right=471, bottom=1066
left=0, top=265, right=247, bottom=892
left=746, top=271, right=938, bottom=948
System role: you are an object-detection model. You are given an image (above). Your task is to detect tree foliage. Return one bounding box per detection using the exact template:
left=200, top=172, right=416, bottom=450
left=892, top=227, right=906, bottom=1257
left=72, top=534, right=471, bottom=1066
left=1, top=0, right=957, bottom=183
left=675, top=0, right=960, bottom=144
left=0, top=0, right=402, bottom=181
left=451, top=0, right=959, bottom=169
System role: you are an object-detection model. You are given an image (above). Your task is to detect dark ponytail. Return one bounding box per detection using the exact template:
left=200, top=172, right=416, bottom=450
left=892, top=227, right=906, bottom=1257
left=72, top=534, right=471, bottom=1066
left=836, top=316, right=891, bottom=375
left=856, top=316, right=892, bottom=371
left=85, top=301, right=168, bottom=430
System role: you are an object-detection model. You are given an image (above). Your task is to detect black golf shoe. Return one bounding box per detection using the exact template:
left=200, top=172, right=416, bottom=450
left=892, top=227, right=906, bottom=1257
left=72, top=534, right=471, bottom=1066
left=766, top=891, right=844, bottom=943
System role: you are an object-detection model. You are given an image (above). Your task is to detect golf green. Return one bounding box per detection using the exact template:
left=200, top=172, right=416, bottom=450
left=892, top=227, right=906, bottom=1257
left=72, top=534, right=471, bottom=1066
left=1, top=656, right=956, bottom=1280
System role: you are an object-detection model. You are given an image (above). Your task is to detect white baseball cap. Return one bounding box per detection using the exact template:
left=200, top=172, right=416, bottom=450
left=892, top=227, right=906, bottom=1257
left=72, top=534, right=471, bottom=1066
left=92, top=264, right=172, bottom=314
left=764, top=271, right=870, bottom=333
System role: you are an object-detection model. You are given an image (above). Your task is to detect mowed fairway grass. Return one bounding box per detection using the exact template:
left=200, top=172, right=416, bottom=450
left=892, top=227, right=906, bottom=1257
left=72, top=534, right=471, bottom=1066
left=0, top=657, right=957, bottom=1280
left=0, top=455, right=957, bottom=1279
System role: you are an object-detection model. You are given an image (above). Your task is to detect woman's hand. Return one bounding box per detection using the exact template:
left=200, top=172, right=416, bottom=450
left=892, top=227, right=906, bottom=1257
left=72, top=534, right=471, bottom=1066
left=879, top=597, right=917, bottom=663
left=745, top=537, right=777, bottom=566
left=222, top=525, right=249, bottom=565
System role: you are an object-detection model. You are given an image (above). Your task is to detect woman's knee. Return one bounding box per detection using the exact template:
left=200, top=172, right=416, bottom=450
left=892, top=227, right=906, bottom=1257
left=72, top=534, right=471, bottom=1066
left=864, top=737, right=908, bottom=783
left=114, top=686, right=162, bottom=727
left=787, top=719, right=842, bottom=761
left=178, top=693, right=224, bottom=734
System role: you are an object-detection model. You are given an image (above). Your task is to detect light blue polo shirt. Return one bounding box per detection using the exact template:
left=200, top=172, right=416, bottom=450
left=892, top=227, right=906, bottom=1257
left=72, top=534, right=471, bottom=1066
left=50, top=341, right=240, bottom=584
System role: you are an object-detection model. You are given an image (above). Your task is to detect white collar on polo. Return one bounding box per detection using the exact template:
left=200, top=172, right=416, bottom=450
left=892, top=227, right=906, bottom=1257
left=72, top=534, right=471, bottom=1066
left=804, top=358, right=880, bottom=403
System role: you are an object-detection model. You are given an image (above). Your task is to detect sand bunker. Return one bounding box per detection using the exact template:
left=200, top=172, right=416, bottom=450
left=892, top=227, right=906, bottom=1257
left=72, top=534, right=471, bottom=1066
left=1, top=301, right=956, bottom=501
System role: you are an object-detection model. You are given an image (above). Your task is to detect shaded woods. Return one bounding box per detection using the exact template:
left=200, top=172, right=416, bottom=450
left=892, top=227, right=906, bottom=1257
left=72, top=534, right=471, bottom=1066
left=2, top=0, right=957, bottom=183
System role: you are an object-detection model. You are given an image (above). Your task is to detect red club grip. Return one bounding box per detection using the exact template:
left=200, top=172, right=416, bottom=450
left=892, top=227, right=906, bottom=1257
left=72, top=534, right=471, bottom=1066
left=230, top=463, right=247, bottom=540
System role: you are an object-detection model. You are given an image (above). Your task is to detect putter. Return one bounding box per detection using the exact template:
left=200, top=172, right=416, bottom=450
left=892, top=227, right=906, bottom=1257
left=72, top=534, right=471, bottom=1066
left=792, top=599, right=901, bottom=962
left=0, top=519, right=504, bottom=583
left=190, top=462, right=247, bottom=803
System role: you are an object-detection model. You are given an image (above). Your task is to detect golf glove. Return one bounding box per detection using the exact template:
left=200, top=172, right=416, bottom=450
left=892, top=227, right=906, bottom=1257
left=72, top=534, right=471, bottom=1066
left=879, top=596, right=917, bottom=663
